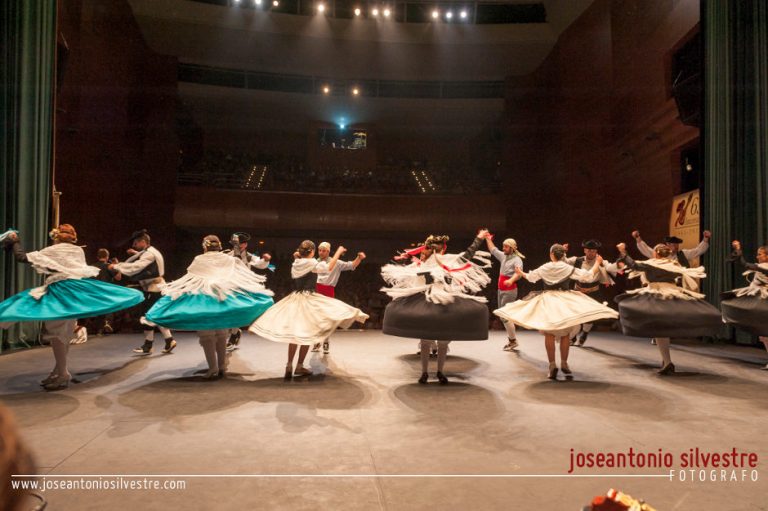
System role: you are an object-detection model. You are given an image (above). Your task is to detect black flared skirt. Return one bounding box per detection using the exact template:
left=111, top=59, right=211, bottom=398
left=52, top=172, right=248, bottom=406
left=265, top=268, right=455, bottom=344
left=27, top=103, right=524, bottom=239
left=615, top=293, right=723, bottom=338
left=382, top=293, right=488, bottom=341
left=720, top=293, right=768, bottom=336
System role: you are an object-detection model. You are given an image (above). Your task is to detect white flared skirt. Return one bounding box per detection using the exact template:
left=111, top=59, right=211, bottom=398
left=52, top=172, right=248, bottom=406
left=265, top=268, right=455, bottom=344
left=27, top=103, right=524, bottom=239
left=249, top=291, right=368, bottom=345
left=493, top=290, right=618, bottom=336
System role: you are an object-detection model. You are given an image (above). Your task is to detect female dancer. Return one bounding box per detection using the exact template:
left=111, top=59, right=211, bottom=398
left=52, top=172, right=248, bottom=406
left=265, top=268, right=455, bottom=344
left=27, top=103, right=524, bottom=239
left=0, top=226, right=144, bottom=390
left=143, top=235, right=274, bottom=378
left=615, top=242, right=722, bottom=375
left=381, top=230, right=491, bottom=384
left=721, top=240, right=768, bottom=368
left=494, top=244, right=618, bottom=379
left=249, top=241, right=368, bottom=378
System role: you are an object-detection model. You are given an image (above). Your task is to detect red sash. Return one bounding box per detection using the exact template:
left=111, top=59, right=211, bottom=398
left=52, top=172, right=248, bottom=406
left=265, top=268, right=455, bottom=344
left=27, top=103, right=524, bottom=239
left=315, top=283, right=335, bottom=297
left=498, top=275, right=517, bottom=291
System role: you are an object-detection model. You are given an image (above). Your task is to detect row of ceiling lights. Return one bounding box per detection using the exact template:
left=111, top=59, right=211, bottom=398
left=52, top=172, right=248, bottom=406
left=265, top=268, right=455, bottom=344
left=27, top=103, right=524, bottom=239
left=322, top=85, right=360, bottom=95
left=233, top=0, right=470, bottom=20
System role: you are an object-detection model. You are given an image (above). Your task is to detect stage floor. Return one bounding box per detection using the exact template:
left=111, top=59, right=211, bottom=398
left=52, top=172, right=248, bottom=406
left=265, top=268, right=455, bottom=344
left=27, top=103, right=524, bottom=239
left=1, top=330, right=767, bottom=510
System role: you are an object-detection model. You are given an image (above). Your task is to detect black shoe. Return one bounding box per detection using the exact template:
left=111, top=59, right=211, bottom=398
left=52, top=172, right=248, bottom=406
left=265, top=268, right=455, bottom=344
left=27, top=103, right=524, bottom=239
left=569, top=336, right=578, bottom=346
left=229, top=329, right=241, bottom=347
left=133, top=342, right=153, bottom=355
left=577, top=331, right=589, bottom=346
left=548, top=365, right=559, bottom=380
left=561, top=365, right=573, bottom=379
left=323, top=341, right=330, bottom=354
left=436, top=371, right=448, bottom=384
left=162, top=338, right=177, bottom=354
left=418, top=372, right=428, bottom=384
left=658, top=363, right=675, bottom=375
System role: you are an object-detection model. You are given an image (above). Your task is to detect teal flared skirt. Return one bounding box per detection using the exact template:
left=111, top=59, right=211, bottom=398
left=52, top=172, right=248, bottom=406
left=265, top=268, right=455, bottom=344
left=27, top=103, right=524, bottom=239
left=144, top=292, right=274, bottom=331
left=0, top=279, right=144, bottom=325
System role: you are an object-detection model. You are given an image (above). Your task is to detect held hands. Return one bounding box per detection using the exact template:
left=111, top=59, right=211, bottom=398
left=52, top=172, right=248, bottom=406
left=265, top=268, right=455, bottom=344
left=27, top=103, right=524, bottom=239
left=262, top=253, right=272, bottom=262
left=476, top=229, right=489, bottom=240
left=703, top=230, right=712, bottom=240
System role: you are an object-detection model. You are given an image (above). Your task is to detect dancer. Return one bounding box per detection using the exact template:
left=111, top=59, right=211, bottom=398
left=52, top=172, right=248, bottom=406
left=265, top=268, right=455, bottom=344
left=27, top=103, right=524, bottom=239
left=92, top=247, right=121, bottom=335
left=381, top=230, right=491, bottom=384
left=0, top=226, right=143, bottom=390
left=312, top=241, right=366, bottom=353
left=249, top=241, right=368, bottom=378
left=632, top=229, right=711, bottom=268
left=224, top=232, right=272, bottom=351
left=485, top=234, right=524, bottom=351
left=110, top=229, right=176, bottom=355
left=143, top=235, right=274, bottom=378
left=494, top=244, right=618, bottom=380
left=565, top=240, right=619, bottom=347
left=721, top=240, right=768, bottom=368
left=615, top=242, right=722, bottom=375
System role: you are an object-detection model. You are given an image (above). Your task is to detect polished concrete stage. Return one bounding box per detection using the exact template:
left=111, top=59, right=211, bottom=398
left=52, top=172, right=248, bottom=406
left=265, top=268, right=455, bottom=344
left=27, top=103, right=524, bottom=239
left=1, top=330, right=767, bottom=510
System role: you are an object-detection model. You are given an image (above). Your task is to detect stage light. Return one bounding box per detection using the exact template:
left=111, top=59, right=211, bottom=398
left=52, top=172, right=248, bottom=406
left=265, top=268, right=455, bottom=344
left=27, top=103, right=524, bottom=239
left=383, top=7, right=391, bottom=17
left=354, top=7, right=361, bottom=16
left=352, top=87, right=360, bottom=96
left=255, top=0, right=262, bottom=4
left=371, top=8, right=379, bottom=16
left=317, top=3, right=325, bottom=13
left=431, top=9, right=439, bottom=19
left=272, top=0, right=279, bottom=6
left=233, top=0, right=241, bottom=4
left=446, top=11, right=453, bottom=20
left=322, top=85, right=330, bottom=94
left=460, top=10, right=468, bottom=19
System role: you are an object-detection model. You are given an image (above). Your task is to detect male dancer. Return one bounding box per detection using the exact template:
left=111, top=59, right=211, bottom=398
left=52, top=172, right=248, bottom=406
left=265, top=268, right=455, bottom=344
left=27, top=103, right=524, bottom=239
left=110, top=230, right=176, bottom=355
left=224, top=232, right=271, bottom=350
left=485, top=234, right=523, bottom=350
left=312, top=241, right=365, bottom=353
left=566, top=240, right=619, bottom=346
left=632, top=230, right=711, bottom=268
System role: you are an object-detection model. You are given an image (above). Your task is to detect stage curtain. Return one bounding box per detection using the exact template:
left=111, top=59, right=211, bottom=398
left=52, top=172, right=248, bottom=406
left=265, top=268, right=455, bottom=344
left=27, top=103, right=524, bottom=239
left=703, top=0, right=768, bottom=312
left=0, top=0, right=57, bottom=350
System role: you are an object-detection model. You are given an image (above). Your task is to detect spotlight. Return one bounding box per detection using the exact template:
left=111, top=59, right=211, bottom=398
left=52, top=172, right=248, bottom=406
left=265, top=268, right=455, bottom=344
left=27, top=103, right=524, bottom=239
left=317, top=3, right=325, bottom=13
left=255, top=0, right=262, bottom=4
left=272, top=0, right=279, bottom=6
left=383, top=7, right=391, bottom=17
left=233, top=0, right=241, bottom=4
left=445, top=11, right=453, bottom=19
left=460, top=10, right=468, bottom=19
left=352, top=87, right=360, bottom=96
left=431, top=9, right=439, bottom=19
left=371, top=8, right=379, bottom=17
left=322, top=85, right=330, bottom=94
left=354, top=7, right=361, bottom=16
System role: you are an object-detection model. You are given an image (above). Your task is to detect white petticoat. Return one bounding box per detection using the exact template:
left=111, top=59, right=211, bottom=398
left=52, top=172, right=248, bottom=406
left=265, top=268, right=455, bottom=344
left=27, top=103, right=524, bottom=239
left=493, top=290, right=618, bottom=336
left=249, top=291, right=368, bottom=345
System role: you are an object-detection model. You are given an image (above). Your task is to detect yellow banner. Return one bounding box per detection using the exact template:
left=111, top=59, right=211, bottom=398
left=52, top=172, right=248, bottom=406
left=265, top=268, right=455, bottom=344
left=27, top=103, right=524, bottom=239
left=669, top=189, right=701, bottom=264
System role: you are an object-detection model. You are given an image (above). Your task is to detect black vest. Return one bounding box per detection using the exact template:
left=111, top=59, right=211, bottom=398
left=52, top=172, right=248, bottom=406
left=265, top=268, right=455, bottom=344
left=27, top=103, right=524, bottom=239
left=128, top=251, right=160, bottom=282
left=542, top=266, right=575, bottom=291
left=676, top=250, right=690, bottom=268
left=293, top=271, right=318, bottom=292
